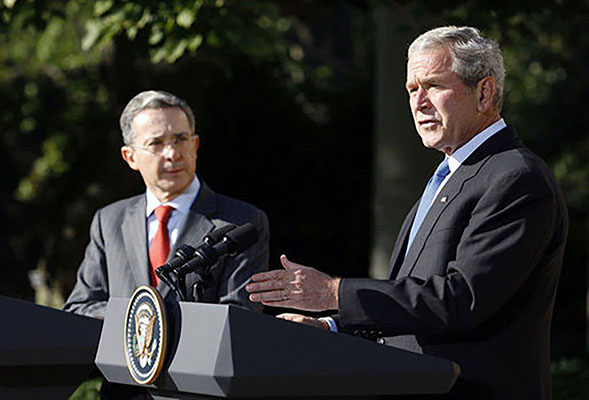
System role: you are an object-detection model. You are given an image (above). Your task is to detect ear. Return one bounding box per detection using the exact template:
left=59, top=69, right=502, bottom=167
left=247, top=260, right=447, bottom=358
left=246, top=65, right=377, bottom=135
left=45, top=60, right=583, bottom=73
left=476, top=77, right=497, bottom=113
left=121, top=146, right=140, bottom=171
left=193, top=135, right=200, bottom=153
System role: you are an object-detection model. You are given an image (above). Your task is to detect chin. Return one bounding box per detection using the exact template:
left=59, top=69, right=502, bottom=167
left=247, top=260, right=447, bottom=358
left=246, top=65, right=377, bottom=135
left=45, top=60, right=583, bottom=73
left=419, top=133, right=444, bottom=149
left=421, top=138, right=440, bottom=150
left=159, top=177, right=188, bottom=191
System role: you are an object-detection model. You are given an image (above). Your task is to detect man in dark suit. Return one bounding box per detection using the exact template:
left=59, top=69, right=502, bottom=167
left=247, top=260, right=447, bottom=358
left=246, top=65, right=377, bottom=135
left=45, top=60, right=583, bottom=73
left=64, top=90, right=269, bottom=317
left=246, top=26, right=568, bottom=399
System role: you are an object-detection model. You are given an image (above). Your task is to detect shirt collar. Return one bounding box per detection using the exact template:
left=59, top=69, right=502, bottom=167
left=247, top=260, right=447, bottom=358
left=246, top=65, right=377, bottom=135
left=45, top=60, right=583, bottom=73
left=446, top=118, right=506, bottom=173
left=145, top=175, right=201, bottom=217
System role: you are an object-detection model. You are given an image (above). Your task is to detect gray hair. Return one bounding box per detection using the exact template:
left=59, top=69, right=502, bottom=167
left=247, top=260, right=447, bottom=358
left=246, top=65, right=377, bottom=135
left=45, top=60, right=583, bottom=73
left=408, top=26, right=505, bottom=111
left=119, top=90, right=196, bottom=145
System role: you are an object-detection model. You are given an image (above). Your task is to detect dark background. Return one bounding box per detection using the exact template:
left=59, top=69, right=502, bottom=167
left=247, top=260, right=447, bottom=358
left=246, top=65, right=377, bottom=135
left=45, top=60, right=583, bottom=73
left=1, top=1, right=588, bottom=396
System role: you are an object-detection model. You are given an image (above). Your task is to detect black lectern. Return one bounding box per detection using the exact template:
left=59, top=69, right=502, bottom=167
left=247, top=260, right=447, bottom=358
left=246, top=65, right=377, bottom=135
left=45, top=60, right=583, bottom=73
left=0, top=295, right=102, bottom=399
left=96, top=297, right=460, bottom=399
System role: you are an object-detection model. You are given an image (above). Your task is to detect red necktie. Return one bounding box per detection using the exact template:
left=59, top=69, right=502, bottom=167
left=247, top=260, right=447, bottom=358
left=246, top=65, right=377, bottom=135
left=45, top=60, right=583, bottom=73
left=149, top=205, right=174, bottom=286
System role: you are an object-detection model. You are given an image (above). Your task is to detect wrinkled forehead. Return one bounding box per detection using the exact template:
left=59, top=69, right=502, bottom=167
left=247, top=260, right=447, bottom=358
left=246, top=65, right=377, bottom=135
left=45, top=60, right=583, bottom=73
left=132, top=107, right=191, bottom=139
left=406, top=47, right=453, bottom=82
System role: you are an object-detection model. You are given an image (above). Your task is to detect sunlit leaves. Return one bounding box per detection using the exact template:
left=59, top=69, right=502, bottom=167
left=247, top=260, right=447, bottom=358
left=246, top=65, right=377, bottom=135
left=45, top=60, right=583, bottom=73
left=176, top=8, right=196, bottom=28
left=93, top=0, right=113, bottom=16
left=16, top=133, right=70, bottom=201
left=80, top=0, right=293, bottom=66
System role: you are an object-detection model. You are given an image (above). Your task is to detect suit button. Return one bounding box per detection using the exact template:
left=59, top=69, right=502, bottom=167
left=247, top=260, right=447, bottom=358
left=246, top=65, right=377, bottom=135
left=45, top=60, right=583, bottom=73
left=376, top=338, right=385, bottom=345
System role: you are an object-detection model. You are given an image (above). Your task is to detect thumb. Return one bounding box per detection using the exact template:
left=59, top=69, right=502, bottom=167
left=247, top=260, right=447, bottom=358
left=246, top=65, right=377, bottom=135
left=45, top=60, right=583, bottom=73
left=280, top=254, right=298, bottom=270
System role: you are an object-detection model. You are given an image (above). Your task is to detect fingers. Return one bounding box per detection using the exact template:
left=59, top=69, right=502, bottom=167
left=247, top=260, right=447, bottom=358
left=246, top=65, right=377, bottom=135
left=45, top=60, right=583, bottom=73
left=248, top=288, right=289, bottom=303
left=280, top=254, right=293, bottom=269
left=280, top=254, right=304, bottom=271
left=249, top=269, right=287, bottom=282
left=250, top=255, right=302, bottom=284
left=246, top=277, right=286, bottom=293
left=277, top=313, right=330, bottom=330
left=277, top=313, right=303, bottom=321
left=246, top=254, right=311, bottom=309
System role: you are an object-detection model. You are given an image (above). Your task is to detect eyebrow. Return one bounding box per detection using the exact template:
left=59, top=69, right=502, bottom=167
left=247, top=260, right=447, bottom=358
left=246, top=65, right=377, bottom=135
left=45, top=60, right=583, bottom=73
left=145, top=131, right=190, bottom=139
left=406, top=73, right=447, bottom=90
left=142, top=131, right=190, bottom=143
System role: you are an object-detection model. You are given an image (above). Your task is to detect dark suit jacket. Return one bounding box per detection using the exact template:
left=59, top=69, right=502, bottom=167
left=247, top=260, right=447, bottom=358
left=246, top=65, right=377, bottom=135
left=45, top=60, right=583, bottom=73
left=338, top=126, right=568, bottom=399
left=63, top=182, right=269, bottom=317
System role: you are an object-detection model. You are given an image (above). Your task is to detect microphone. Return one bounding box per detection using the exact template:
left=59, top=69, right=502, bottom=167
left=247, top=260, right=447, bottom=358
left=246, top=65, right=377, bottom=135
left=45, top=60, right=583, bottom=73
left=156, top=224, right=238, bottom=279
left=174, top=223, right=258, bottom=278
left=156, top=244, right=196, bottom=278
left=204, top=223, right=237, bottom=246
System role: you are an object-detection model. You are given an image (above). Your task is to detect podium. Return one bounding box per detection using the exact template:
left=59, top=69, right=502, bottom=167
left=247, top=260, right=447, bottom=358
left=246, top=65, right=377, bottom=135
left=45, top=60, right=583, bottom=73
left=0, top=295, right=103, bottom=399
left=97, top=297, right=460, bottom=398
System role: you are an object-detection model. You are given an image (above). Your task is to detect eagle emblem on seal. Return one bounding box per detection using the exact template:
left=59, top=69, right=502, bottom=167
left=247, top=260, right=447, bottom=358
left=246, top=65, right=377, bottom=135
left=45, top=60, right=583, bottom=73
left=133, top=304, right=157, bottom=368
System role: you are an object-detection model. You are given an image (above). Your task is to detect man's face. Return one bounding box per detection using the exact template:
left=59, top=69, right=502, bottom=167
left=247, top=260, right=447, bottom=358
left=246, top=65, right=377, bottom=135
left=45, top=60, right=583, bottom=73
left=121, top=107, right=199, bottom=202
left=406, top=47, right=481, bottom=155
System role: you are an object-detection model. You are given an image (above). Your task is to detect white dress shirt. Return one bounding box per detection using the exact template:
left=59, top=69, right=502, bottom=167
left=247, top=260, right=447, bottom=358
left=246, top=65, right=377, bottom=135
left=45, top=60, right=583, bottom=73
left=146, top=175, right=201, bottom=249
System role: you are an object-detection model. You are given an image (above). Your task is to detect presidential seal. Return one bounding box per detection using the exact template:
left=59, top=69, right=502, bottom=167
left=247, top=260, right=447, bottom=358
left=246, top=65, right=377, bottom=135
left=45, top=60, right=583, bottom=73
left=124, top=285, right=168, bottom=385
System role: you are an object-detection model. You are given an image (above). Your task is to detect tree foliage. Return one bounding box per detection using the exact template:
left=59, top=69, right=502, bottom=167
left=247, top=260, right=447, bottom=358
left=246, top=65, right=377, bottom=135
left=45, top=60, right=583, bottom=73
left=83, top=0, right=291, bottom=64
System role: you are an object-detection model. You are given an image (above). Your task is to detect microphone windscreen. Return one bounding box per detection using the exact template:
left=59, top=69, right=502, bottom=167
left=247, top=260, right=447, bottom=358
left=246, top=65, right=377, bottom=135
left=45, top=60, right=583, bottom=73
left=205, top=224, right=237, bottom=245
left=175, top=244, right=196, bottom=259
left=225, top=223, right=258, bottom=252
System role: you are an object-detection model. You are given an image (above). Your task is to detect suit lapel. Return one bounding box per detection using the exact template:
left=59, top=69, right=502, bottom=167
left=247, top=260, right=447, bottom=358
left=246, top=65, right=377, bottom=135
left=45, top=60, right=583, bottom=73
left=395, top=126, right=520, bottom=279
left=157, top=182, right=217, bottom=298
left=121, top=196, right=150, bottom=287
left=396, top=164, right=477, bottom=278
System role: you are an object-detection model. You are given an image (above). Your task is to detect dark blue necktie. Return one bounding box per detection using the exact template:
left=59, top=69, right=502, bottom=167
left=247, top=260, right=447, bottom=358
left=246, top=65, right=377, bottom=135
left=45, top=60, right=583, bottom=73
left=405, top=159, right=451, bottom=255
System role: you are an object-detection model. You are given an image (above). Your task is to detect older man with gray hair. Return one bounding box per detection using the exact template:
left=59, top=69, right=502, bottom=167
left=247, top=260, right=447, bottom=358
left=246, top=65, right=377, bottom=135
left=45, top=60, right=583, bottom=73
left=65, top=90, right=269, bottom=317
left=246, top=26, right=567, bottom=399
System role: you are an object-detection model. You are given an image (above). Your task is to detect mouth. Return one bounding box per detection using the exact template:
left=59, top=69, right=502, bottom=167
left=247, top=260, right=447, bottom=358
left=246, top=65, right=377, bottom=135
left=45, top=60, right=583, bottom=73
left=418, top=119, right=439, bottom=128
left=161, top=166, right=185, bottom=174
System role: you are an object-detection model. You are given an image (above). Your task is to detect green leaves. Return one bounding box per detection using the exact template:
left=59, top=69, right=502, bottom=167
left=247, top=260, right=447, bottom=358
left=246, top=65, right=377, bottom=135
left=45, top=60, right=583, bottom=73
left=3, top=0, right=17, bottom=9
left=16, top=133, right=70, bottom=202
left=176, top=8, right=196, bottom=28
left=80, top=0, right=293, bottom=66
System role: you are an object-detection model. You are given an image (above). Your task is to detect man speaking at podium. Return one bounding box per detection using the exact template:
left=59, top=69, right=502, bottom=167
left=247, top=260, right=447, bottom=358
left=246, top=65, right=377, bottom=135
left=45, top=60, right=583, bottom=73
left=64, top=90, right=269, bottom=318
left=246, top=26, right=568, bottom=399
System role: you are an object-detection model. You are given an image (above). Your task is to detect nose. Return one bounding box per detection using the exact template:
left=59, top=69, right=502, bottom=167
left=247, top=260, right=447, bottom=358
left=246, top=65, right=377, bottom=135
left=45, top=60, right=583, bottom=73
left=161, top=143, right=182, bottom=161
left=413, top=87, right=430, bottom=111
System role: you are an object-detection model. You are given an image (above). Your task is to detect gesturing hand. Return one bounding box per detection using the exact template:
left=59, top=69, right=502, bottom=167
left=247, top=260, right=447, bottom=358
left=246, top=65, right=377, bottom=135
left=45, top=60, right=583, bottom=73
left=246, top=255, right=341, bottom=312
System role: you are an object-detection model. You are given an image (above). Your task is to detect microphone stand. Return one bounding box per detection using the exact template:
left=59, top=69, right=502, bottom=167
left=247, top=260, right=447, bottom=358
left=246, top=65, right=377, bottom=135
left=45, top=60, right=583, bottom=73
left=190, top=266, right=212, bottom=302
left=157, top=266, right=187, bottom=302
left=175, top=243, right=219, bottom=302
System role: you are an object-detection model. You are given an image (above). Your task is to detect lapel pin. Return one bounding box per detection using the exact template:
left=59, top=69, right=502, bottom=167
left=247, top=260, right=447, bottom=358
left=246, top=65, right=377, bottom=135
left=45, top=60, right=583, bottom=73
left=440, top=196, right=448, bottom=203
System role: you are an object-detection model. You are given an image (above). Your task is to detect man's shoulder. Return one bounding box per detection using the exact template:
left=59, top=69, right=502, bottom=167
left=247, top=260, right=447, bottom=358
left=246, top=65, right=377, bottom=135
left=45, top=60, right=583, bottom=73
left=473, top=125, right=551, bottom=177
left=482, top=144, right=555, bottom=185
left=197, top=187, right=270, bottom=238
left=471, top=144, right=566, bottom=214
left=210, top=190, right=267, bottom=222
